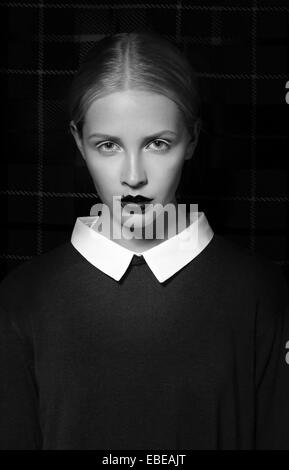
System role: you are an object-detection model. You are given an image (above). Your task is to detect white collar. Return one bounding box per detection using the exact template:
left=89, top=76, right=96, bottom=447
left=70, top=209, right=214, bottom=283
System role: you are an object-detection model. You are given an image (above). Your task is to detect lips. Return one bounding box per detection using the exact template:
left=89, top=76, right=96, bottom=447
left=121, top=195, right=153, bottom=204
left=121, top=195, right=153, bottom=213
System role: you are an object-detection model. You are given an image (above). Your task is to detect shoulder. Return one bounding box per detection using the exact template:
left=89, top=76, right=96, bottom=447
left=0, top=241, right=75, bottom=286
left=0, top=241, right=78, bottom=319
left=208, top=233, right=288, bottom=301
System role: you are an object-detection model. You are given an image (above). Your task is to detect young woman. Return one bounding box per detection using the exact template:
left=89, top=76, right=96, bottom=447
left=0, top=32, right=289, bottom=450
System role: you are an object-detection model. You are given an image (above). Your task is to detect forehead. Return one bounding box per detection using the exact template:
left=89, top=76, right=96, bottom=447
left=84, top=90, right=183, bottom=134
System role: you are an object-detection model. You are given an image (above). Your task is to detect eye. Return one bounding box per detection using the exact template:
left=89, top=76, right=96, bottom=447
left=95, top=141, right=121, bottom=153
left=146, top=139, right=171, bottom=152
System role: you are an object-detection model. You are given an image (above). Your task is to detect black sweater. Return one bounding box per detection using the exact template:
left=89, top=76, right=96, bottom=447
left=0, top=234, right=289, bottom=450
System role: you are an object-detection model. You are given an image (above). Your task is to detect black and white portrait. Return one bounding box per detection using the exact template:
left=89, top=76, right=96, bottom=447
left=0, top=0, right=289, bottom=452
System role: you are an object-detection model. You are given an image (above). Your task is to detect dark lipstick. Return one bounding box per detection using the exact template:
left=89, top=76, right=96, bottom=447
left=121, top=195, right=153, bottom=213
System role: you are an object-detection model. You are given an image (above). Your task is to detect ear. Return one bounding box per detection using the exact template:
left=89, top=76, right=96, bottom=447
left=184, top=119, right=201, bottom=161
left=70, top=120, right=85, bottom=159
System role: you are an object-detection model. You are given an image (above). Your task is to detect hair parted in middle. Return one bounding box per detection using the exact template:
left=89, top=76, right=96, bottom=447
left=68, top=32, right=202, bottom=141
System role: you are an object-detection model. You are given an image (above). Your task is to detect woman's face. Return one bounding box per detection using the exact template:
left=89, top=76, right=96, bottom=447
left=72, top=89, right=199, bottom=230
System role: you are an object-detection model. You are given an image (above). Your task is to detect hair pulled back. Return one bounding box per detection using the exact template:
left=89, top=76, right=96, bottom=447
left=68, top=32, right=202, bottom=139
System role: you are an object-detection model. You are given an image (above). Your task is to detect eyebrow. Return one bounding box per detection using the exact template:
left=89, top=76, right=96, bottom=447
left=88, top=130, right=178, bottom=141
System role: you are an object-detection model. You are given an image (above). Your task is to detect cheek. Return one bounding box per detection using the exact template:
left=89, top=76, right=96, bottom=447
left=164, top=166, right=184, bottom=194
left=150, top=152, right=184, bottom=185
left=84, top=154, right=116, bottom=189
left=160, top=157, right=185, bottom=196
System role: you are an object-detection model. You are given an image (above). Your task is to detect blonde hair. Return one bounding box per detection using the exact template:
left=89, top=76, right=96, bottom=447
left=68, top=32, right=202, bottom=139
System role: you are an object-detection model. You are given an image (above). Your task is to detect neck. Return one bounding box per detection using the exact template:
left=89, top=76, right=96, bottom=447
left=108, top=198, right=193, bottom=254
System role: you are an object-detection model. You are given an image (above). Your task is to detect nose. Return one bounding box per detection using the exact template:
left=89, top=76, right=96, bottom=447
left=120, top=151, right=148, bottom=188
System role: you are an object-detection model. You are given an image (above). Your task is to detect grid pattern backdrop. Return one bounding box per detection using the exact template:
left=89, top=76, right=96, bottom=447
left=1, top=0, right=289, bottom=283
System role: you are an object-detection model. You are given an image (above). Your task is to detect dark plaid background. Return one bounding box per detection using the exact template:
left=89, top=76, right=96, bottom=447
left=1, top=0, right=289, bottom=283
